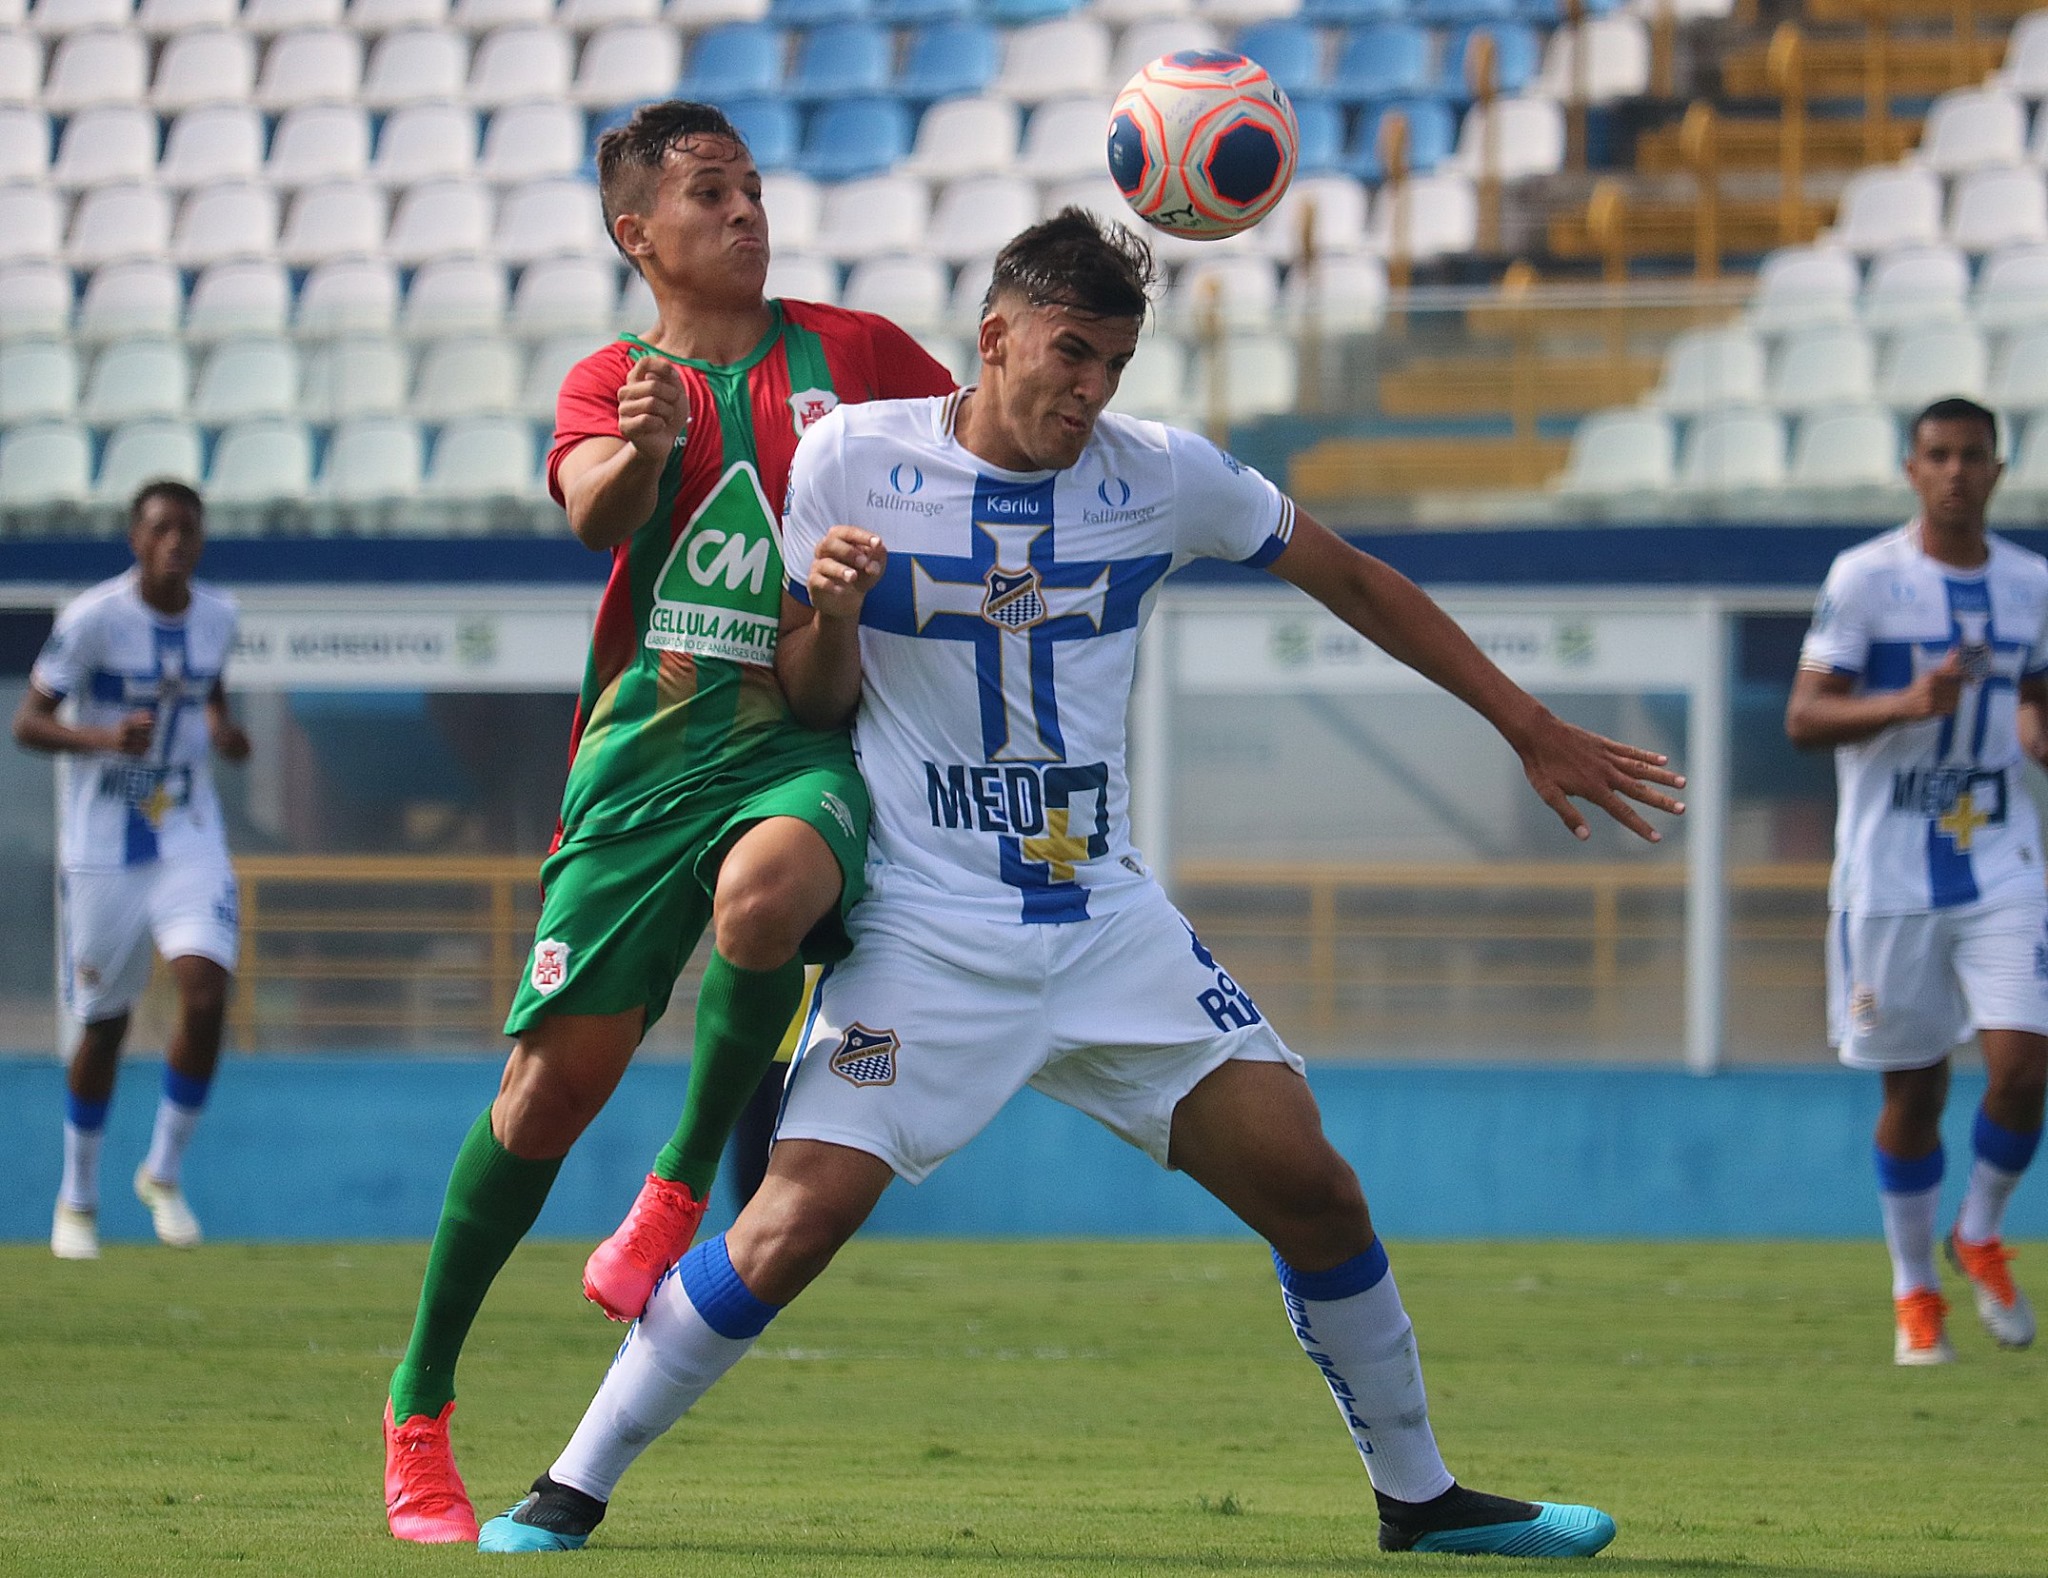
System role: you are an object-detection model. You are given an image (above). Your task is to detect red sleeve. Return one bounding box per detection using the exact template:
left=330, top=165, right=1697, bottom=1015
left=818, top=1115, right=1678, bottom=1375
left=865, top=314, right=959, bottom=399
left=546, top=342, right=635, bottom=507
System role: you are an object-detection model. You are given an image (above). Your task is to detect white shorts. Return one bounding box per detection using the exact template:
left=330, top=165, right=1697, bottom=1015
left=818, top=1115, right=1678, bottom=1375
left=1827, top=893, right=2048, bottom=1070
left=61, top=856, right=239, bottom=1023
left=776, top=883, right=1302, bottom=1184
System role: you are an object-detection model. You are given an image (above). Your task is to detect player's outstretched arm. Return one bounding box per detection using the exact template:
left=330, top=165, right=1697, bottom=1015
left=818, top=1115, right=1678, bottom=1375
left=776, top=528, right=886, bottom=731
left=11, top=686, right=149, bottom=757
left=1267, top=513, right=1685, bottom=844
left=1784, top=654, right=1962, bottom=750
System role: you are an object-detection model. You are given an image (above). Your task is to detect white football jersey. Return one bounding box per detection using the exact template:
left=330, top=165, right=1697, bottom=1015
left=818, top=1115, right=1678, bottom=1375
left=1800, top=523, right=2048, bottom=913
left=783, top=391, right=1294, bottom=923
left=31, top=570, right=238, bottom=872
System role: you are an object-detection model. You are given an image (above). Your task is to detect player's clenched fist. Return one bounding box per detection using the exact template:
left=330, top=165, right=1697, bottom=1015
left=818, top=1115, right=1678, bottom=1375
left=809, top=527, right=886, bottom=621
left=1896, top=649, right=1966, bottom=721
left=616, top=354, right=689, bottom=464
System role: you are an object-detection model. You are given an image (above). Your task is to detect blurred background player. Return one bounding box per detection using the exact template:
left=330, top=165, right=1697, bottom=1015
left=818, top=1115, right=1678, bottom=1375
left=14, top=480, right=248, bottom=1262
left=1788, top=396, right=2047, bottom=1364
left=381, top=99, right=952, bottom=1544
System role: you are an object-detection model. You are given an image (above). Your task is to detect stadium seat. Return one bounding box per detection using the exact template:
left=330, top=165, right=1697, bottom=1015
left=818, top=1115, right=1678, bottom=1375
left=1996, top=9, right=2048, bottom=99
left=903, top=96, right=1019, bottom=182
left=1331, top=24, right=1432, bottom=103
left=1948, top=164, right=2048, bottom=253
left=1768, top=323, right=1876, bottom=412
left=403, top=255, right=508, bottom=332
left=51, top=106, right=157, bottom=190
left=520, top=332, right=588, bottom=414
left=926, top=173, right=1035, bottom=264
left=1860, top=244, right=1968, bottom=330
left=44, top=30, right=150, bottom=112
left=763, top=251, right=838, bottom=303
left=874, top=0, right=968, bottom=20
left=1347, top=99, right=1457, bottom=180
left=1444, top=95, right=1565, bottom=181
left=412, top=335, right=523, bottom=418
left=1556, top=407, right=1676, bottom=493
left=348, top=0, right=453, bottom=31
left=1973, top=241, right=2048, bottom=329
left=362, top=27, right=472, bottom=107
left=813, top=172, right=927, bottom=259
left=0, top=262, right=71, bottom=337
left=1109, top=20, right=1222, bottom=86
left=0, top=339, right=79, bottom=423
left=1282, top=252, right=1387, bottom=331
left=1918, top=86, right=2027, bottom=174
left=985, top=0, right=1083, bottom=21
left=137, top=0, right=237, bottom=30
left=511, top=253, right=618, bottom=333
left=2008, top=411, right=2048, bottom=489
left=1291, top=98, right=1344, bottom=176
left=665, top=0, right=768, bottom=26
left=30, top=0, right=130, bottom=37
left=1018, top=97, right=1115, bottom=183
left=75, top=259, right=180, bottom=339
left=0, top=184, right=62, bottom=265
left=1303, top=0, right=1403, bottom=23
left=1533, top=15, right=1647, bottom=103
left=427, top=416, right=540, bottom=499
left=1199, top=0, right=1298, bottom=17
left=993, top=16, right=1110, bottom=102
left=560, top=0, right=659, bottom=27
left=297, top=258, right=402, bottom=336
left=243, top=0, right=344, bottom=33
left=171, top=182, right=281, bottom=267
left=0, top=422, right=92, bottom=504
left=1229, top=20, right=1319, bottom=99
left=1438, top=22, right=1540, bottom=96
left=151, top=29, right=257, bottom=111
left=494, top=177, right=605, bottom=261
left=898, top=19, right=999, bottom=99
left=158, top=106, right=264, bottom=189
left=82, top=337, right=190, bottom=423
left=769, top=0, right=866, bottom=23
left=1988, top=323, right=2048, bottom=409
left=1788, top=405, right=1900, bottom=488
left=720, top=97, right=799, bottom=170
left=1877, top=321, right=1987, bottom=409
left=323, top=416, right=425, bottom=498
left=387, top=178, right=494, bottom=262
left=1170, top=252, right=1281, bottom=331
left=468, top=24, right=574, bottom=105
left=256, top=29, right=366, bottom=113
left=1651, top=325, right=1767, bottom=412
left=1254, top=174, right=1372, bottom=263
left=678, top=22, right=785, bottom=98
left=267, top=104, right=374, bottom=188
left=68, top=183, right=173, bottom=268
left=1415, top=0, right=1515, bottom=24
left=193, top=337, right=301, bottom=422
left=452, top=0, right=557, bottom=28
left=373, top=102, right=480, bottom=185
left=798, top=98, right=913, bottom=181
left=185, top=258, right=293, bottom=340
left=761, top=169, right=820, bottom=249
left=1678, top=406, right=1785, bottom=490
left=477, top=101, right=580, bottom=183
left=1109, top=331, right=1190, bottom=422
left=789, top=20, right=890, bottom=98
left=1745, top=243, right=1859, bottom=334
left=0, top=35, right=42, bottom=110
left=207, top=418, right=316, bottom=504
left=1098, top=0, right=1193, bottom=19
left=841, top=253, right=947, bottom=331
left=574, top=20, right=682, bottom=104
left=0, top=109, right=43, bottom=185
left=948, top=250, right=992, bottom=326
left=1215, top=331, right=1296, bottom=417
left=279, top=181, right=389, bottom=266
left=301, top=337, right=409, bottom=418
left=1831, top=164, right=1943, bottom=255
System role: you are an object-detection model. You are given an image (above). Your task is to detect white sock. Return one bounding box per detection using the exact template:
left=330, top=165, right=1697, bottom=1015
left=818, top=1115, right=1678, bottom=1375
left=60, top=1121, right=102, bottom=1211
left=550, top=1237, right=775, bottom=1503
left=142, top=1097, right=203, bottom=1187
left=1880, top=1184, right=1942, bottom=1298
left=1957, top=1158, right=2024, bottom=1244
left=1276, top=1243, right=1456, bottom=1505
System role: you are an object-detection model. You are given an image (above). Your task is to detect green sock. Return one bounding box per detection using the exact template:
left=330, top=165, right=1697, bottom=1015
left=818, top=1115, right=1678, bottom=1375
left=388, top=1108, right=562, bottom=1423
left=653, top=951, right=804, bottom=1194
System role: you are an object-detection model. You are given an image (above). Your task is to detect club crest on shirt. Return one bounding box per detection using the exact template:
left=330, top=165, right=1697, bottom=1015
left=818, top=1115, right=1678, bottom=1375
left=984, top=566, right=1046, bottom=630
left=789, top=387, right=839, bottom=435
left=828, top=1023, right=899, bottom=1086
left=530, top=938, right=570, bottom=995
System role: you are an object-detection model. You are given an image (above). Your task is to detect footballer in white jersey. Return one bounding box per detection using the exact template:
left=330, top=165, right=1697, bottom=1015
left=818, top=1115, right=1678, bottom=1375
left=1788, top=398, right=2047, bottom=1363
left=14, top=482, right=250, bottom=1262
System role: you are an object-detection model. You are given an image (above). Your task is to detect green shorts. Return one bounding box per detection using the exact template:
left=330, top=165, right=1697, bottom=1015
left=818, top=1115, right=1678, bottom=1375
left=503, top=760, right=870, bottom=1038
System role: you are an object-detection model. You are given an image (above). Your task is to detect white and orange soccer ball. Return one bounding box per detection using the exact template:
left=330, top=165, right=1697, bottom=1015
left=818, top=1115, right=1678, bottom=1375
left=1106, top=50, right=1299, bottom=241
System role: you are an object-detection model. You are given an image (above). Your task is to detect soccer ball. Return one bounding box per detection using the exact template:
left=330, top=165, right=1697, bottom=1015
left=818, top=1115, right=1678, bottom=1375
left=1106, top=51, right=1299, bottom=241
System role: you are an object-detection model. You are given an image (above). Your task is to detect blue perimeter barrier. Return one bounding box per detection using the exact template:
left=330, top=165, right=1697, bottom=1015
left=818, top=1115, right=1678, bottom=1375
left=4, top=1057, right=2040, bottom=1243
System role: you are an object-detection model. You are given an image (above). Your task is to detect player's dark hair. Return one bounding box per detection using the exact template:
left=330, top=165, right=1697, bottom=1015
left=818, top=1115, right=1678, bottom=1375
left=595, top=100, right=749, bottom=268
left=982, top=207, right=1157, bottom=323
left=129, top=479, right=203, bottom=526
left=1910, top=396, right=2000, bottom=455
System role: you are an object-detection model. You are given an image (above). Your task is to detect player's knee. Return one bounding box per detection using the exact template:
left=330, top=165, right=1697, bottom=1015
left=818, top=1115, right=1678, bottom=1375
left=729, top=1195, right=857, bottom=1300
left=712, top=874, right=815, bottom=967
left=180, top=974, right=228, bottom=1023
left=493, top=1061, right=603, bottom=1158
left=1266, top=1150, right=1369, bottom=1243
left=1988, top=1062, right=2048, bottom=1120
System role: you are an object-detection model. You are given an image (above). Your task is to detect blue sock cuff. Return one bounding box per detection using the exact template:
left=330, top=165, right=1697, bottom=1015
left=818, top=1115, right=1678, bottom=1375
left=677, top=1234, right=781, bottom=1340
left=1272, top=1238, right=1390, bottom=1302
left=163, top=1067, right=210, bottom=1111
left=1875, top=1143, right=1944, bottom=1194
left=65, top=1093, right=108, bottom=1132
left=1974, top=1108, right=2042, bottom=1173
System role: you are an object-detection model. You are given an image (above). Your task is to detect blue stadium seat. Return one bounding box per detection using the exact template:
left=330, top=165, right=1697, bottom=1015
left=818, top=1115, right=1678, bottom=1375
left=788, top=21, right=891, bottom=98
left=898, top=20, right=998, bottom=100
left=983, top=0, right=1080, bottom=23
left=768, top=0, right=871, bottom=24
left=1436, top=23, right=1539, bottom=96
left=1235, top=19, right=1322, bottom=98
left=872, top=0, right=969, bottom=19
left=1293, top=97, right=1345, bottom=175
left=1330, top=23, right=1433, bottom=104
left=723, top=96, right=800, bottom=169
left=679, top=23, right=787, bottom=102
left=799, top=96, right=911, bottom=180
left=1345, top=97, right=1456, bottom=178
left=1302, top=0, right=1405, bottom=26
left=1414, top=0, right=1515, bottom=26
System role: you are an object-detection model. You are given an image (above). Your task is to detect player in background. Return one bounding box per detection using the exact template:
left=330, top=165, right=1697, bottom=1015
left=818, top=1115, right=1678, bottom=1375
left=381, top=100, right=952, bottom=1543
left=476, top=211, right=1683, bottom=1559
left=14, top=480, right=248, bottom=1262
left=1788, top=396, right=2046, bottom=1364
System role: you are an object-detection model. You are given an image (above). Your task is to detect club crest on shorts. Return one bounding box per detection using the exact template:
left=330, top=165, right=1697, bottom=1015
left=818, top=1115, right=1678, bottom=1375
left=789, top=387, right=839, bottom=435
left=1850, top=985, right=1879, bottom=1034
left=530, top=938, right=570, bottom=996
left=829, top=1023, right=899, bottom=1086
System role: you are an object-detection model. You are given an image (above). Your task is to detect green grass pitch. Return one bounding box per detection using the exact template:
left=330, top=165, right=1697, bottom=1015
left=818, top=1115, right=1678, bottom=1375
left=3, top=1239, right=2043, bottom=1576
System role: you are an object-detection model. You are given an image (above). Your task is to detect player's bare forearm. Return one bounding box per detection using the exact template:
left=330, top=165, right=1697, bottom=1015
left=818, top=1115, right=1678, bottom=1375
left=1785, top=662, right=1955, bottom=749
left=2018, top=679, right=2048, bottom=767
left=207, top=686, right=251, bottom=762
left=558, top=438, right=668, bottom=552
left=11, top=689, right=139, bottom=756
left=776, top=600, right=864, bottom=732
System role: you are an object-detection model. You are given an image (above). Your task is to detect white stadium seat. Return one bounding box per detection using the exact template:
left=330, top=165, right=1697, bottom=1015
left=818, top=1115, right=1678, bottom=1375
left=1255, top=176, right=1373, bottom=264
left=1831, top=165, right=1943, bottom=255
left=1860, top=244, right=1969, bottom=330
left=452, top=0, right=553, bottom=28
left=520, top=332, right=588, bottom=416
left=1948, top=164, right=2048, bottom=253
left=362, top=27, right=471, bottom=108
left=1282, top=253, right=1388, bottom=333
left=387, top=179, right=494, bottom=263
left=1876, top=321, right=1987, bottom=409
left=243, top=0, right=344, bottom=34
left=1768, top=323, right=1876, bottom=412
left=427, top=416, right=539, bottom=499
left=1918, top=86, right=2027, bottom=174
left=493, top=176, right=605, bottom=262
left=1998, top=10, right=2048, bottom=99
left=467, top=25, right=573, bottom=107
left=0, top=35, right=43, bottom=110
left=759, top=170, right=819, bottom=253
left=207, top=419, right=316, bottom=504
left=560, top=0, right=655, bottom=27
left=950, top=252, right=993, bottom=327
left=374, top=102, right=480, bottom=185
left=1988, top=324, right=2048, bottom=409
left=1972, top=242, right=2048, bottom=328
left=192, top=336, right=301, bottom=422
left=50, top=106, right=157, bottom=190
left=994, top=17, right=1111, bottom=103
left=0, top=184, right=62, bottom=265
left=762, top=252, right=838, bottom=306
left=1678, top=406, right=1785, bottom=490
left=0, top=339, right=79, bottom=423
left=477, top=101, right=582, bottom=184
left=1446, top=97, right=1567, bottom=182
left=44, top=29, right=150, bottom=112
left=618, top=267, right=651, bottom=324
left=0, top=111, right=52, bottom=195
left=0, top=422, right=92, bottom=505
left=662, top=0, right=761, bottom=25
left=297, top=257, right=401, bottom=336
left=137, top=0, right=237, bottom=33
left=1534, top=16, right=1649, bottom=103
left=82, top=336, right=190, bottom=423
left=1195, top=0, right=1297, bottom=18
left=1099, top=0, right=1191, bottom=20
left=1789, top=405, right=1899, bottom=488
left=1368, top=173, right=1478, bottom=262
left=279, top=181, right=388, bottom=266
left=2008, top=412, right=2048, bottom=489
left=96, top=420, right=203, bottom=500
left=67, top=183, right=173, bottom=268
left=256, top=29, right=365, bottom=113
left=1746, top=244, right=1860, bottom=334
left=349, top=0, right=452, bottom=31
left=926, top=175, right=1038, bottom=266
left=1018, top=97, right=1117, bottom=185
left=185, top=259, right=293, bottom=341
left=1558, top=407, right=1677, bottom=494
left=323, top=416, right=425, bottom=499
left=0, top=262, right=72, bottom=337
left=411, top=335, right=522, bottom=419
left=843, top=254, right=948, bottom=334
left=76, top=259, right=180, bottom=340
left=1109, top=18, right=1220, bottom=86
left=1111, top=332, right=1192, bottom=424
left=301, top=337, right=409, bottom=419
left=401, top=254, right=507, bottom=333
left=814, top=174, right=928, bottom=263
left=572, top=21, right=679, bottom=106
left=1217, top=332, right=1297, bottom=418
left=903, top=98, right=1019, bottom=184
left=152, top=29, right=258, bottom=112
left=509, top=253, right=618, bottom=334
left=158, top=106, right=264, bottom=189
left=1170, top=252, right=1280, bottom=331
left=1652, top=325, right=1767, bottom=412
left=29, top=0, right=131, bottom=37
left=172, top=182, right=280, bottom=267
